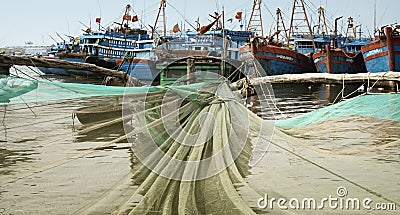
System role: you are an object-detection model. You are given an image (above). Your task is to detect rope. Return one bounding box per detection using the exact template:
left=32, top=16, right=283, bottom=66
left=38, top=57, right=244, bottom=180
left=11, top=65, right=39, bottom=80
left=277, top=128, right=400, bottom=156
left=1, top=104, right=6, bottom=123
left=368, top=71, right=389, bottom=93
left=343, top=83, right=366, bottom=99
left=259, top=128, right=400, bottom=206
left=331, top=88, right=343, bottom=105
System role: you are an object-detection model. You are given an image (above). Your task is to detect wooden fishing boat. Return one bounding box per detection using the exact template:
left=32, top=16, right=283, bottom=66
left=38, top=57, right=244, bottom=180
left=312, top=16, right=370, bottom=74
left=313, top=45, right=367, bottom=74
left=239, top=38, right=316, bottom=76
left=74, top=103, right=122, bottom=124
left=0, top=63, right=10, bottom=75
left=239, top=0, right=317, bottom=76
left=361, top=26, right=400, bottom=72
left=155, top=56, right=239, bottom=86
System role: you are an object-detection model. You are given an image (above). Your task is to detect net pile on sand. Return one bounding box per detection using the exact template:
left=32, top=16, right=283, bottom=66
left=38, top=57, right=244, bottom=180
left=118, top=81, right=275, bottom=214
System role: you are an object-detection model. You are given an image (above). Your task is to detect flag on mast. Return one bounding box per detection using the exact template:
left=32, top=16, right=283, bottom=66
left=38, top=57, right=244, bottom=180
left=123, top=15, right=132, bottom=21
left=173, top=24, right=180, bottom=33
left=198, top=16, right=220, bottom=35
left=235, top=12, right=243, bottom=20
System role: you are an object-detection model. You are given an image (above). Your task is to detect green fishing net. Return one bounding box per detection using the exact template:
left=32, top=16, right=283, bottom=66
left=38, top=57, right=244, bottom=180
left=0, top=75, right=203, bottom=104
left=119, top=81, right=275, bottom=214
left=276, top=93, right=400, bottom=129
left=2, top=75, right=399, bottom=214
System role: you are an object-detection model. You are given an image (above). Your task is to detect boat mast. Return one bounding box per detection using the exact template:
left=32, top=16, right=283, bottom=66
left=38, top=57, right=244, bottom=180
left=288, top=0, right=315, bottom=49
left=154, top=0, right=167, bottom=38
left=345, top=17, right=357, bottom=39
left=373, top=0, right=377, bottom=34
left=247, top=0, right=264, bottom=37
left=317, top=7, right=329, bottom=34
left=276, top=8, right=288, bottom=42
left=122, top=5, right=132, bottom=30
left=222, top=6, right=226, bottom=76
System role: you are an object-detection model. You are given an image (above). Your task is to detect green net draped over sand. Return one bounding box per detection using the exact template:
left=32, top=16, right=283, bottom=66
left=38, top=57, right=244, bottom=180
left=2, top=76, right=399, bottom=213
left=0, top=75, right=204, bottom=104
left=0, top=76, right=38, bottom=103
left=276, top=93, right=400, bottom=129
left=119, top=82, right=275, bottom=214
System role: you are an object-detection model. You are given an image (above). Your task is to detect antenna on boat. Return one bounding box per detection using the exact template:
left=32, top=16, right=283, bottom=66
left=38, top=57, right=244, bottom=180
left=288, top=0, right=315, bottom=49
left=222, top=6, right=226, bottom=76
left=154, top=0, right=167, bottom=39
left=248, top=0, right=264, bottom=37
left=373, top=0, right=377, bottom=34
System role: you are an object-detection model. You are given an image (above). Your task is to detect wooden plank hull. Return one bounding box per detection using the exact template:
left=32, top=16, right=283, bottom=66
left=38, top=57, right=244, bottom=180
left=240, top=41, right=316, bottom=76
left=313, top=46, right=367, bottom=74
left=361, top=27, right=400, bottom=72
left=74, top=104, right=122, bottom=124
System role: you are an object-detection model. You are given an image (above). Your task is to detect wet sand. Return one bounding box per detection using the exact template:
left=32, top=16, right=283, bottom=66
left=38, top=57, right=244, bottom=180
left=1, top=93, right=399, bottom=214
left=247, top=117, right=400, bottom=214
left=0, top=97, right=136, bottom=214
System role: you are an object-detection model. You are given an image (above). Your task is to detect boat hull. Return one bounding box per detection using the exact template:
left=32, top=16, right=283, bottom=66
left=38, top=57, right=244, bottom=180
left=74, top=104, right=122, bottom=124
left=0, top=63, right=11, bottom=75
left=37, top=56, right=98, bottom=77
left=361, top=27, right=400, bottom=73
left=240, top=41, right=316, bottom=76
left=313, top=46, right=367, bottom=74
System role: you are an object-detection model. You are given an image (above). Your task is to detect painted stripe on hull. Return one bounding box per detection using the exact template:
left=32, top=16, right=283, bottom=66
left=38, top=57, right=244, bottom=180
left=256, top=54, right=311, bottom=70
left=258, top=58, right=311, bottom=75
left=317, top=62, right=365, bottom=74
left=314, top=57, right=365, bottom=74
left=313, top=48, right=366, bottom=74
left=362, top=28, right=400, bottom=72
left=365, top=55, right=390, bottom=73
left=363, top=45, right=400, bottom=72
left=37, top=67, right=95, bottom=76
left=239, top=43, right=315, bottom=75
left=121, top=62, right=156, bottom=82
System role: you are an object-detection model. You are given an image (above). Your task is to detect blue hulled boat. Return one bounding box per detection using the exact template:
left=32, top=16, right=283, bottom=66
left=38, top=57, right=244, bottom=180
left=38, top=4, right=156, bottom=81
left=361, top=26, right=400, bottom=72
left=239, top=37, right=316, bottom=76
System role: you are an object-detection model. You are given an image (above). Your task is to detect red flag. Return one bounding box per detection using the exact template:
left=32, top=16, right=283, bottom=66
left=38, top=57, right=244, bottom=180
left=235, top=12, right=243, bottom=20
left=132, top=15, right=138, bottom=22
left=123, top=15, right=132, bottom=21
left=95, top=17, right=101, bottom=23
left=173, top=24, right=180, bottom=33
left=198, top=17, right=219, bottom=35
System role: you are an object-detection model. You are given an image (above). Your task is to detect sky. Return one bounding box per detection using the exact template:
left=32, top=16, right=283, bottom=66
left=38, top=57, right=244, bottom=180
left=0, top=0, right=397, bottom=47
